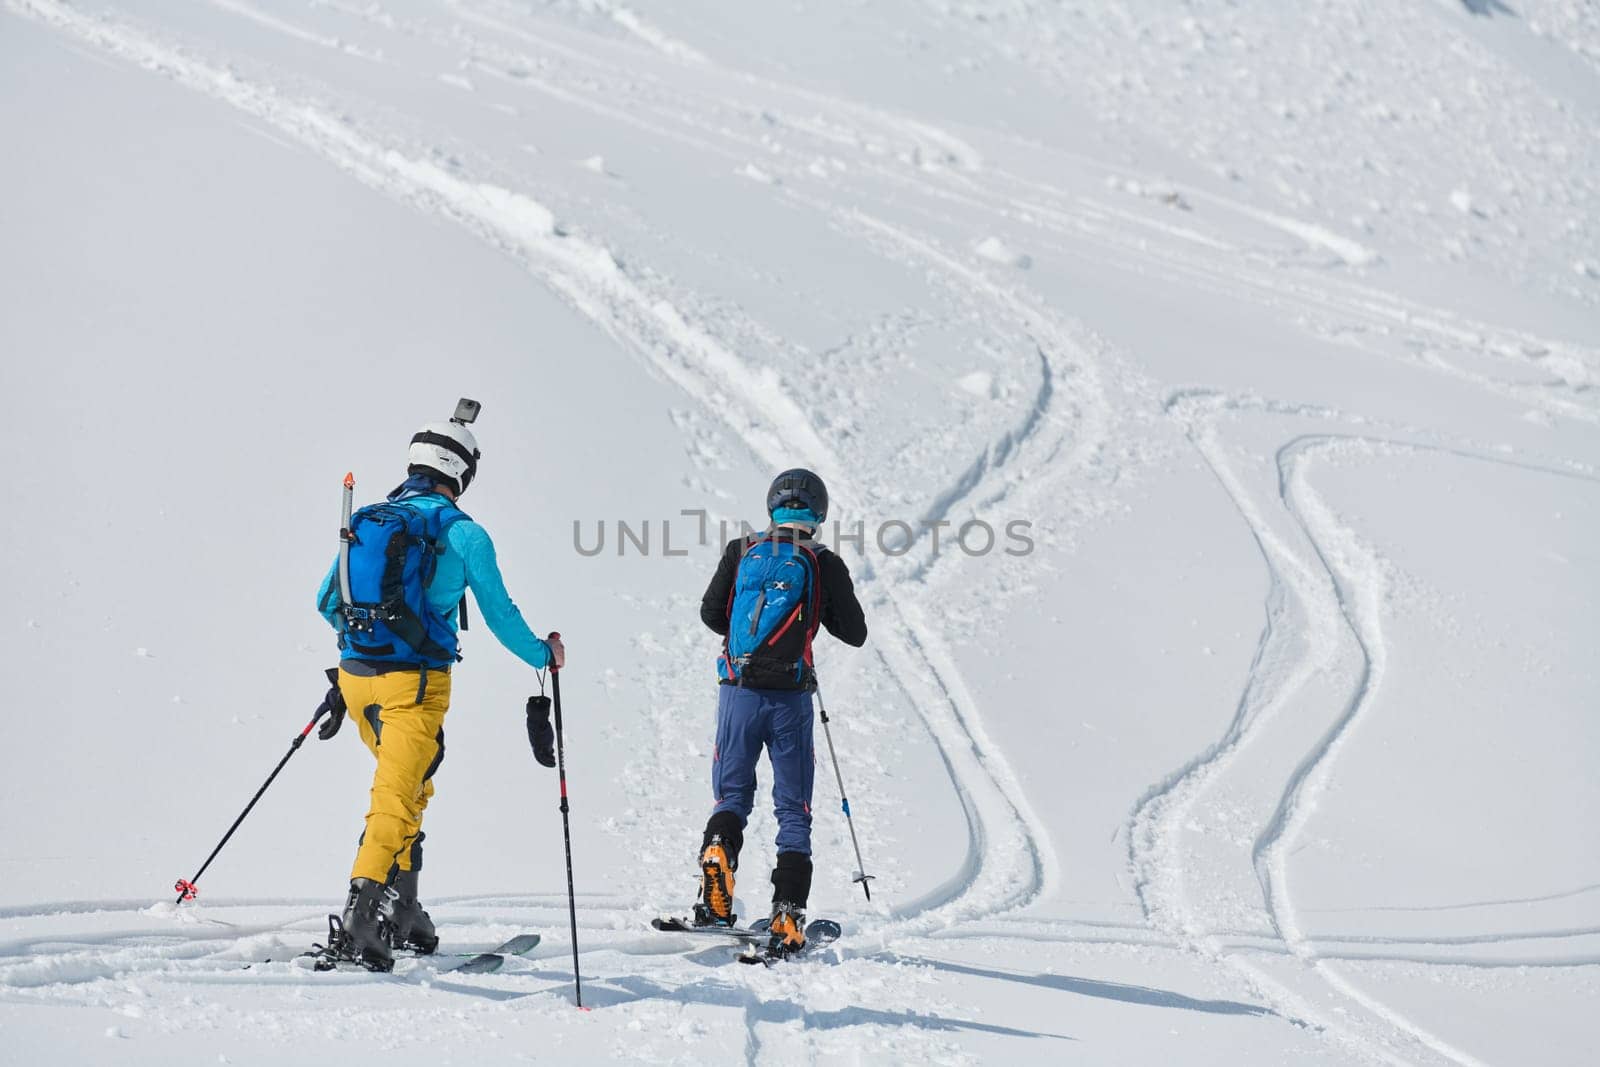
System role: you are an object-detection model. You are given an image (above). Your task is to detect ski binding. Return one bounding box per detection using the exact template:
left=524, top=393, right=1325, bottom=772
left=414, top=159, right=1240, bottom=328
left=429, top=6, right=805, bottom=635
left=738, top=918, right=842, bottom=966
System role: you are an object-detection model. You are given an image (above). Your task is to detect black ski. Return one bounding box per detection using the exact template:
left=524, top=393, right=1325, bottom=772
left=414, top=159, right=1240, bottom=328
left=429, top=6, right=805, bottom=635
left=448, top=933, right=542, bottom=974
left=296, top=928, right=541, bottom=974
left=738, top=918, right=841, bottom=966
left=651, top=916, right=768, bottom=944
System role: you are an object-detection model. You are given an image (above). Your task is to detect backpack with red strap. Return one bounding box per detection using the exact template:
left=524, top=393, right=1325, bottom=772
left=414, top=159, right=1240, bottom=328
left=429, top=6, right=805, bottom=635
left=718, top=533, right=823, bottom=685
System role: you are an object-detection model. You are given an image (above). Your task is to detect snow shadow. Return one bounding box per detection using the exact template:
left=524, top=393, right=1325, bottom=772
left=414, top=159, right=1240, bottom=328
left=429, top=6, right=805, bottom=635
left=583, top=974, right=1075, bottom=1041
left=890, top=956, right=1274, bottom=1018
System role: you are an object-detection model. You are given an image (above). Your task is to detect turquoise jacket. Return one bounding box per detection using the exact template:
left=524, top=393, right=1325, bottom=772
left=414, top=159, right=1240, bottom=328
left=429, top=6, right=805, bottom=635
left=317, top=490, right=552, bottom=670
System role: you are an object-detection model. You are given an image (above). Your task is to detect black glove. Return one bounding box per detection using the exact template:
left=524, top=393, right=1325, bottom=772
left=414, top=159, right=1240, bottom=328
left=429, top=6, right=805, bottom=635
left=526, top=695, right=555, bottom=768
left=316, top=667, right=347, bottom=740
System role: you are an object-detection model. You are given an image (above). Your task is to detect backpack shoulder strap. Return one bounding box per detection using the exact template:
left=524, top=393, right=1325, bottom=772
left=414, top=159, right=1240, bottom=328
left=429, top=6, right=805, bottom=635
left=434, top=504, right=472, bottom=536
left=433, top=505, right=473, bottom=630
left=794, top=539, right=824, bottom=619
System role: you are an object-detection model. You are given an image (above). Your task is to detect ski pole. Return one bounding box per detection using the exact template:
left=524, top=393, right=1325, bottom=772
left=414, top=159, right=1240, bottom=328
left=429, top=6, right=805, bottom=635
left=174, top=703, right=334, bottom=904
left=548, top=633, right=586, bottom=1009
left=815, top=687, right=875, bottom=901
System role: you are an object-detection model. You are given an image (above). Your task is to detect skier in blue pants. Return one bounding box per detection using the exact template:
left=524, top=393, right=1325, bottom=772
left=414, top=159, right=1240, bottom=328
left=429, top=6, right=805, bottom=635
left=711, top=686, right=816, bottom=858
left=694, top=469, right=867, bottom=956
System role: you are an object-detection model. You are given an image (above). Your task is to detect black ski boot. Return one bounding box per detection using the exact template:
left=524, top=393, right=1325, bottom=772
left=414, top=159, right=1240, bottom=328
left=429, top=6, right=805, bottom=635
left=388, top=868, right=439, bottom=955
left=339, top=877, right=397, bottom=972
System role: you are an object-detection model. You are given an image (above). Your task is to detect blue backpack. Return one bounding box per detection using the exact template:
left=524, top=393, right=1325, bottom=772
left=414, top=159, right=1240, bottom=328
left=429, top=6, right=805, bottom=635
left=718, top=535, right=822, bottom=684
left=338, top=499, right=469, bottom=668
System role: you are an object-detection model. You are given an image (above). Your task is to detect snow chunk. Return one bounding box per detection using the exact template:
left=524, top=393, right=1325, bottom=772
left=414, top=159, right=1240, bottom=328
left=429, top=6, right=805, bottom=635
left=580, top=156, right=621, bottom=179
left=737, top=163, right=777, bottom=185
left=438, top=73, right=474, bottom=92
left=606, top=5, right=708, bottom=64
left=1108, top=175, right=1191, bottom=211
left=958, top=371, right=996, bottom=398
left=975, top=236, right=1032, bottom=269
left=1448, top=188, right=1493, bottom=218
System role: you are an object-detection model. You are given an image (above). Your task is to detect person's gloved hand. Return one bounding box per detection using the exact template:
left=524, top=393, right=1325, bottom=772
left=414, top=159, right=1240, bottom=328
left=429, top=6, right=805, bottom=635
left=316, top=667, right=346, bottom=740
left=526, top=695, right=555, bottom=767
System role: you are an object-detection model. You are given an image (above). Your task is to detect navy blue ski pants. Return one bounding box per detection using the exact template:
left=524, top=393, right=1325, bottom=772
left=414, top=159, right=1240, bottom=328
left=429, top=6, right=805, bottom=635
left=711, top=685, right=816, bottom=855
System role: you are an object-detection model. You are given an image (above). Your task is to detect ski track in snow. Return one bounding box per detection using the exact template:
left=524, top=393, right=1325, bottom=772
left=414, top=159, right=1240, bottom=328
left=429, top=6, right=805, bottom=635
left=1256, top=430, right=1599, bottom=1066
left=7, top=1, right=1598, bottom=1061
left=205, top=0, right=383, bottom=61
left=1128, top=389, right=1600, bottom=1066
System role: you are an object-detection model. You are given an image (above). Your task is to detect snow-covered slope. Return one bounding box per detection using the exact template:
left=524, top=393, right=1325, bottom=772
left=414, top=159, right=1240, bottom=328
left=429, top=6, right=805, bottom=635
left=2, top=1, right=1596, bottom=1063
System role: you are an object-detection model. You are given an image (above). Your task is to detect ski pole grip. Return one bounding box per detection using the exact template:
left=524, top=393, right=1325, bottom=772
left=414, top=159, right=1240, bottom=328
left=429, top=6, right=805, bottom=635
left=547, top=631, right=561, bottom=672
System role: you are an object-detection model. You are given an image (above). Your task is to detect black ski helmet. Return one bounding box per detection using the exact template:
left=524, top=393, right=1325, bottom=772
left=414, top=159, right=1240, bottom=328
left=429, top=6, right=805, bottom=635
left=767, top=468, right=828, bottom=524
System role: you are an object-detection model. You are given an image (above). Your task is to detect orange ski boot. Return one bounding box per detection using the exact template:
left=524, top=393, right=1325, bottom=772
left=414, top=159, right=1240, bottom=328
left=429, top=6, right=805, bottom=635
left=693, top=835, right=737, bottom=927
left=767, top=902, right=806, bottom=958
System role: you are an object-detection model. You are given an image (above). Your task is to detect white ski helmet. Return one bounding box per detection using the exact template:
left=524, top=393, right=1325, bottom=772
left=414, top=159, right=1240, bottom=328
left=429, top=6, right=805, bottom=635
left=407, top=419, right=481, bottom=495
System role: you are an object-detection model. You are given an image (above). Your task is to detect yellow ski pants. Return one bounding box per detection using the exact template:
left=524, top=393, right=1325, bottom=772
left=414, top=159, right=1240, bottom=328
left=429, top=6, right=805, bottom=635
left=338, top=667, right=450, bottom=884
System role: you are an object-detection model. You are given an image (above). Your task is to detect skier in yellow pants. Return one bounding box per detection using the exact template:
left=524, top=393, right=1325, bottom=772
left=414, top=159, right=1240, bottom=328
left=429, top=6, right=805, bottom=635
left=313, top=409, right=563, bottom=971
left=342, top=666, right=449, bottom=888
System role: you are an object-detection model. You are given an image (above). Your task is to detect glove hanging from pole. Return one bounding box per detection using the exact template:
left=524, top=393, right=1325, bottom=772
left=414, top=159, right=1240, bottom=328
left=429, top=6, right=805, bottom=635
left=316, top=667, right=346, bottom=741
left=526, top=694, right=555, bottom=768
